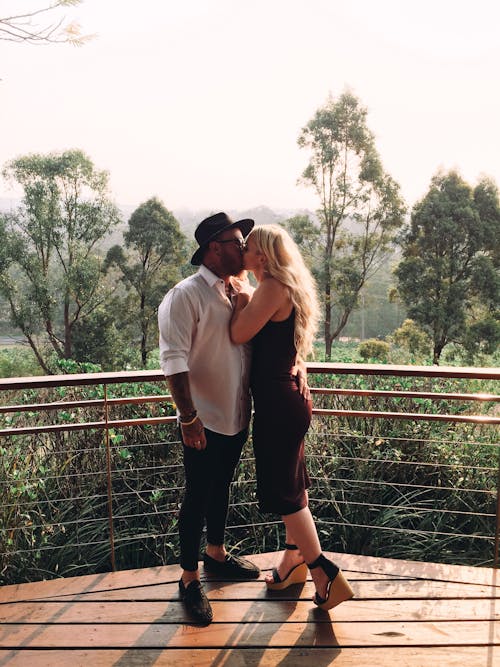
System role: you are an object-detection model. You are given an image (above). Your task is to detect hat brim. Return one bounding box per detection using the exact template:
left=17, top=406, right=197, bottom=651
left=190, top=218, right=254, bottom=265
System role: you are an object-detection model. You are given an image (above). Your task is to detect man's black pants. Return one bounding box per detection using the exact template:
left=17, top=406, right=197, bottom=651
left=179, top=427, right=247, bottom=571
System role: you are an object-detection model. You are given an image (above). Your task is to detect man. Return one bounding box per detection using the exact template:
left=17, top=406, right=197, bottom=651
left=158, top=212, right=260, bottom=625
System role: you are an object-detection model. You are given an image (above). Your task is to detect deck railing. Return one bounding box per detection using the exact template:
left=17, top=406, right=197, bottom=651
left=0, top=363, right=499, bottom=585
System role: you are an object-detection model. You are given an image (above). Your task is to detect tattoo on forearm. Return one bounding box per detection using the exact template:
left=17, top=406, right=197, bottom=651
left=166, top=372, right=195, bottom=415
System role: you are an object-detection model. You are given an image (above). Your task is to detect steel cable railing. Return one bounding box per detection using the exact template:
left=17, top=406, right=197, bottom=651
left=0, top=363, right=499, bottom=585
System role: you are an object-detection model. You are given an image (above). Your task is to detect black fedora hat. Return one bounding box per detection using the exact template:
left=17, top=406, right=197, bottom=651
left=191, top=212, right=254, bottom=265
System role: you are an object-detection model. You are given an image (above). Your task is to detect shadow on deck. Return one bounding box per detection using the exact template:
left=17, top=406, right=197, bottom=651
left=0, top=552, right=499, bottom=666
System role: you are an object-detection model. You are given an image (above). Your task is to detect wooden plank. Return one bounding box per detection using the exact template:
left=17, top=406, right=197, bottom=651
left=0, top=566, right=399, bottom=603
left=1, top=597, right=499, bottom=624
left=0, top=553, right=398, bottom=604
left=237, top=551, right=500, bottom=588
left=0, top=564, right=184, bottom=603
left=0, top=646, right=498, bottom=667
left=0, top=646, right=497, bottom=667
left=1, top=620, right=499, bottom=648
left=2, top=552, right=496, bottom=604
left=32, top=578, right=497, bottom=603
left=326, top=552, right=500, bottom=588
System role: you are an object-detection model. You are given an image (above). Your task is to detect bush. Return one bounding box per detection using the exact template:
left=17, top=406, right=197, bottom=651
left=358, top=338, right=390, bottom=362
left=391, top=319, right=432, bottom=360
left=0, top=346, right=41, bottom=378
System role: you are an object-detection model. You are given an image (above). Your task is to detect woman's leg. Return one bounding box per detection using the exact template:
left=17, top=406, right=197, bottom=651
left=281, top=506, right=321, bottom=562
left=264, top=492, right=309, bottom=584
left=280, top=506, right=334, bottom=600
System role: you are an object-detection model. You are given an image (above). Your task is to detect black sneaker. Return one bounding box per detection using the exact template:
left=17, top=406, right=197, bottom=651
left=203, top=553, right=261, bottom=579
left=178, top=579, right=213, bottom=624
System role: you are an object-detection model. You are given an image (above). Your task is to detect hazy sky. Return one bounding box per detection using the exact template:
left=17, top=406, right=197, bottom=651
left=2, top=0, right=500, bottom=214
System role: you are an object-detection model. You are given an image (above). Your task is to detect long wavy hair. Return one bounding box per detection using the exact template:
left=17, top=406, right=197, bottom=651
left=248, top=224, right=320, bottom=359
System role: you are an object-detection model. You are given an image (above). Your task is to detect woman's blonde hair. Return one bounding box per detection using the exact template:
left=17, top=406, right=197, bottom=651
left=248, top=224, right=320, bottom=359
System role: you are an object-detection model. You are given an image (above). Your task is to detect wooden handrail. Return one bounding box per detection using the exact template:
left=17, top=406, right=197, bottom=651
left=0, top=362, right=498, bottom=391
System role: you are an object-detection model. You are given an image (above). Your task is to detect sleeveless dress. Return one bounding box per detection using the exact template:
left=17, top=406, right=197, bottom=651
left=250, top=309, right=312, bottom=515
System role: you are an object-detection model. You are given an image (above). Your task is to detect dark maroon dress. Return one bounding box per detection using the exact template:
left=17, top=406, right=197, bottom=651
left=250, top=309, right=312, bottom=515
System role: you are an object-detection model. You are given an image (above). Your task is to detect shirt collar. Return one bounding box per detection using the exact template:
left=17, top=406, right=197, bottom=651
left=199, top=263, right=224, bottom=287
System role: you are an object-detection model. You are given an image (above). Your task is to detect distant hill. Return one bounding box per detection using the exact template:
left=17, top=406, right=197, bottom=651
left=174, top=205, right=317, bottom=234
left=0, top=198, right=317, bottom=249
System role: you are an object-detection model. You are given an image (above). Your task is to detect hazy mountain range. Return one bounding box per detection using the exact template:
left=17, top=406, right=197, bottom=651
left=0, top=198, right=315, bottom=247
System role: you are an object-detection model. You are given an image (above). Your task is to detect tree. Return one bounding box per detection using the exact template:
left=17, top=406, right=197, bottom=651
left=395, top=171, right=500, bottom=364
left=104, top=198, right=188, bottom=367
left=298, top=91, right=406, bottom=360
left=1, top=149, right=121, bottom=373
left=0, top=1, right=90, bottom=46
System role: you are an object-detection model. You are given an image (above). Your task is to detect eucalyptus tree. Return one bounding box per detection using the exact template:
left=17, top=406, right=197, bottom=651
left=298, top=91, right=406, bottom=359
left=395, top=171, right=500, bottom=364
left=104, top=198, right=188, bottom=367
left=1, top=149, right=121, bottom=373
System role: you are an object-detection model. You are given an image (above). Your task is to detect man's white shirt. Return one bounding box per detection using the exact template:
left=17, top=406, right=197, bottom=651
left=158, top=264, right=252, bottom=435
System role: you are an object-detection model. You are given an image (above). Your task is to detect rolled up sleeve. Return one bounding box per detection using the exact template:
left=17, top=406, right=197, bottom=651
left=158, top=287, right=195, bottom=377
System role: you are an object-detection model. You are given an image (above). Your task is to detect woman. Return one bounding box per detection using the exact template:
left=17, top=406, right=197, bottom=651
left=230, top=224, right=353, bottom=610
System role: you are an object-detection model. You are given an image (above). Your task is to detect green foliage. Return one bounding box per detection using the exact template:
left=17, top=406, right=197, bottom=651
left=104, top=198, right=189, bottom=368
left=358, top=338, right=390, bottom=362
left=0, top=149, right=122, bottom=373
left=395, top=171, right=500, bottom=364
left=0, top=346, right=41, bottom=377
left=462, top=316, right=500, bottom=361
left=52, top=357, right=102, bottom=374
left=391, top=319, right=432, bottom=361
left=0, top=381, right=179, bottom=583
left=71, top=307, right=133, bottom=371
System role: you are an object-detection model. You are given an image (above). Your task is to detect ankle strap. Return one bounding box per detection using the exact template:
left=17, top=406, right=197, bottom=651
left=284, top=542, right=299, bottom=550
left=307, top=553, right=339, bottom=579
left=307, top=552, right=325, bottom=569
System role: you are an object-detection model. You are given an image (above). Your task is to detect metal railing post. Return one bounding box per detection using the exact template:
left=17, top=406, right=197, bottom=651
left=103, top=383, right=116, bottom=571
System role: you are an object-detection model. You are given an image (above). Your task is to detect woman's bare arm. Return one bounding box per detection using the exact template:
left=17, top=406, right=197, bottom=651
left=230, top=278, right=287, bottom=344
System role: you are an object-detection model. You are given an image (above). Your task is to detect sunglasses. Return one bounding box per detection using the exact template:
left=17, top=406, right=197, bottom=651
left=216, top=238, right=247, bottom=251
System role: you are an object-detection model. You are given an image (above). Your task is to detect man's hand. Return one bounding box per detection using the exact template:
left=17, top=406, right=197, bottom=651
left=181, top=417, right=207, bottom=450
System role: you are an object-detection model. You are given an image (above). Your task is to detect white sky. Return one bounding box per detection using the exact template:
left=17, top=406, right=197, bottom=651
left=1, top=0, right=500, bottom=214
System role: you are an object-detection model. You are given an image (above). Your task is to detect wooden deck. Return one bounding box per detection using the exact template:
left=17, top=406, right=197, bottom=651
left=0, top=552, right=499, bottom=666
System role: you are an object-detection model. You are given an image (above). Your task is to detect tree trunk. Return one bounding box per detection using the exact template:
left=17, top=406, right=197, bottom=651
left=140, top=293, right=147, bottom=368
left=141, top=332, right=147, bottom=368
left=25, top=334, right=52, bottom=374
left=64, top=297, right=71, bottom=358
left=330, top=307, right=352, bottom=341
left=433, top=341, right=444, bottom=365
left=324, top=280, right=332, bottom=361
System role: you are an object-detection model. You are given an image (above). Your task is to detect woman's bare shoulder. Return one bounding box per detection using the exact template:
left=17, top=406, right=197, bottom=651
left=259, top=276, right=287, bottom=294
